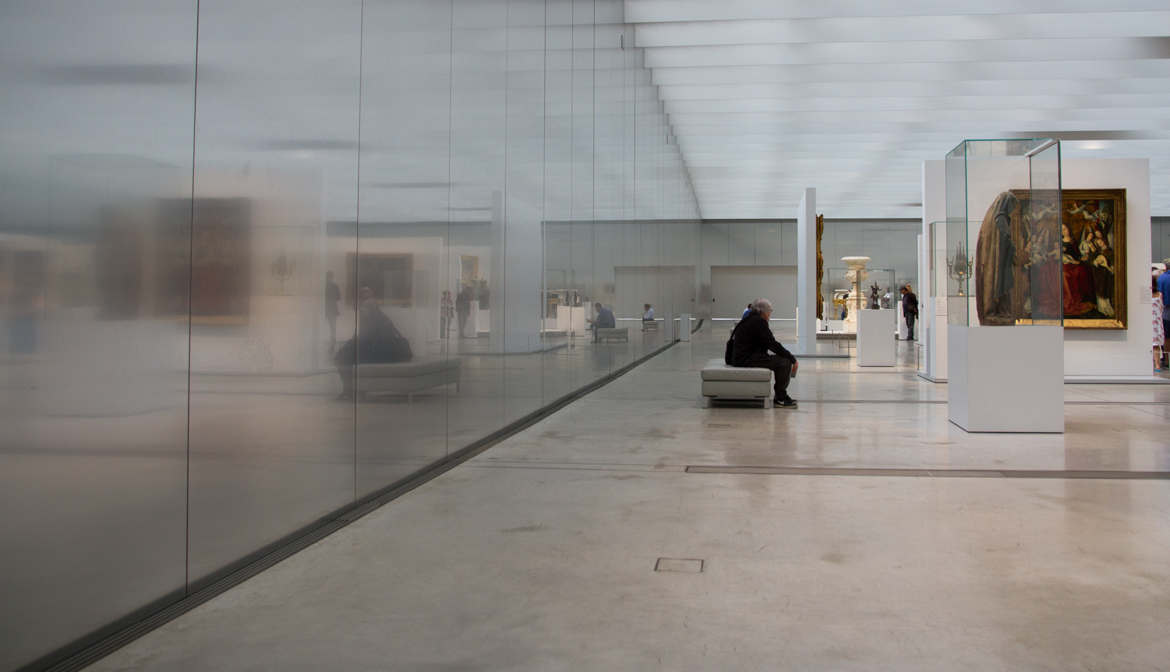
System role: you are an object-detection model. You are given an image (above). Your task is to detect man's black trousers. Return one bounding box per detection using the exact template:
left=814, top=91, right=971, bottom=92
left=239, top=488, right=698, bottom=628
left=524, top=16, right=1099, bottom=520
left=739, top=355, right=793, bottom=402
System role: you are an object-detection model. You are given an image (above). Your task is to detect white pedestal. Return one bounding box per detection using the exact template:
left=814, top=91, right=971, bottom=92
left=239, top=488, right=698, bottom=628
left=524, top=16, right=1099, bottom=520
left=947, top=325, right=1064, bottom=433
left=920, top=297, right=948, bottom=381
left=554, top=305, right=586, bottom=336
left=896, top=302, right=909, bottom=340
left=857, top=309, right=896, bottom=367
left=679, top=313, right=692, bottom=341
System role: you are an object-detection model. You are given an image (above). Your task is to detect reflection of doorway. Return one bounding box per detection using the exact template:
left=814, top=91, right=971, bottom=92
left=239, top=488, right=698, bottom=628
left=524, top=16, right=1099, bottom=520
left=711, top=266, right=796, bottom=319
left=460, top=255, right=479, bottom=288
left=613, top=266, right=695, bottom=318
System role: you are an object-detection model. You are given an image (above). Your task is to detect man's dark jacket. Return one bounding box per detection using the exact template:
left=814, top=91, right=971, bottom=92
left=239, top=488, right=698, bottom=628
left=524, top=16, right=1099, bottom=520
left=728, top=311, right=795, bottom=366
left=902, top=291, right=919, bottom=317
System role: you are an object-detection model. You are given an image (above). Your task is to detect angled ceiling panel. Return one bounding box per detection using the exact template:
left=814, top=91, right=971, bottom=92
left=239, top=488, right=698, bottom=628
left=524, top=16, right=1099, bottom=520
left=624, top=0, right=1170, bottom=218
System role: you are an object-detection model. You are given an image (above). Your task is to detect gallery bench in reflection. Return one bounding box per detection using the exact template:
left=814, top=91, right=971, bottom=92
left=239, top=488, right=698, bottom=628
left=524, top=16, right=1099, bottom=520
left=354, top=357, right=462, bottom=403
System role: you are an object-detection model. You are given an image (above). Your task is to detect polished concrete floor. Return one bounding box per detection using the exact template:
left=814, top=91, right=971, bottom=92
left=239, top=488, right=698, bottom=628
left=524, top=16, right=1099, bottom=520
left=91, top=329, right=1170, bottom=671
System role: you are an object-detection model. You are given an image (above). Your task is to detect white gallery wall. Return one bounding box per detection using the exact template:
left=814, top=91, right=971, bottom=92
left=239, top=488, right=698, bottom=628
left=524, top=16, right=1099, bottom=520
left=545, top=218, right=921, bottom=320
left=1062, top=158, right=1152, bottom=377
left=711, top=266, right=796, bottom=318
left=920, top=156, right=1155, bottom=379
left=1153, top=218, right=1170, bottom=263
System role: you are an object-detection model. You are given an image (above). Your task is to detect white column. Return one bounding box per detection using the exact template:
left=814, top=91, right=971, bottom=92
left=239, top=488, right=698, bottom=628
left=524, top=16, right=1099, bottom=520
left=795, top=187, right=817, bottom=355
left=921, top=160, right=947, bottom=380
left=493, top=190, right=544, bottom=354
left=489, top=189, right=505, bottom=352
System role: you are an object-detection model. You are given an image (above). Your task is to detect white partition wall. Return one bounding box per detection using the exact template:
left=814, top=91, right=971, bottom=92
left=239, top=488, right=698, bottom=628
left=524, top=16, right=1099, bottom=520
left=1061, top=158, right=1154, bottom=379
left=920, top=160, right=948, bottom=381
left=923, top=156, right=1154, bottom=382
left=795, top=187, right=817, bottom=355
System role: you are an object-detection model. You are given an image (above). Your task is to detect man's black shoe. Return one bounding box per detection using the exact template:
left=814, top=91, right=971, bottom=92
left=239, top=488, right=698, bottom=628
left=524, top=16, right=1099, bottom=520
left=774, top=398, right=797, bottom=409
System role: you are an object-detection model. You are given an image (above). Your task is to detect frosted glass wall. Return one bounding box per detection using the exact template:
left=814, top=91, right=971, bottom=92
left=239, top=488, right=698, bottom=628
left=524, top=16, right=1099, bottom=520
left=0, top=1, right=697, bottom=669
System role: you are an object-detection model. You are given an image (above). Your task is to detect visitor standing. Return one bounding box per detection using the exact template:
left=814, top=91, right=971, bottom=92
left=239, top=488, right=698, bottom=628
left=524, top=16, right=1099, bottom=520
left=456, top=284, right=472, bottom=338
left=440, top=290, right=454, bottom=339
left=1153, top=277, right=1165, bottom=372
left=324, top=271, right=341, bottom=354
left=1158, top=269, right=1170, bottom=358
left=901, top=284, right=919, bottom=341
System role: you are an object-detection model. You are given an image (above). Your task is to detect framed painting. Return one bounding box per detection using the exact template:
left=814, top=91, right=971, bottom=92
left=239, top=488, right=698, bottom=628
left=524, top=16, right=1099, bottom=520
left=996, top=188, right=1126, bottom=329
left=1059, top=189, right=1126, bottom=329
left=347, top=252, right=413, bottom=307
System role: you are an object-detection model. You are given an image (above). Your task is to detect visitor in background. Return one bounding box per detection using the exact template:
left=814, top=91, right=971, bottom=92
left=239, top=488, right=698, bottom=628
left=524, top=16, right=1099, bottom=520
left=741, top=303, right=753, bottom=320
left=901, top=284, right=919, bottom=341
left=440, top=290, right=454, bottom=339
left=1158, top=268, right=1170, bottom=358
left=728, top=298, right=798, bottom=408
left=456, top=284, right=472, bottom=338
left=589, top=302, right=615, bottom=342
left=642, top=303, right=655, bottom=330
left=1153, top=276, right=1164, bottom=373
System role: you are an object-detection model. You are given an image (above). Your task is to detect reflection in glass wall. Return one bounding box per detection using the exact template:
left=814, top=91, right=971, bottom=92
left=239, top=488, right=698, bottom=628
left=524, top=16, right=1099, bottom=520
left=0, top=1, right=699, bottom=668
left=0, top=3, right=195, bottom=669
left=354, top=0, right=452, bottom=498
left=185, top=0, right=363, bottom=585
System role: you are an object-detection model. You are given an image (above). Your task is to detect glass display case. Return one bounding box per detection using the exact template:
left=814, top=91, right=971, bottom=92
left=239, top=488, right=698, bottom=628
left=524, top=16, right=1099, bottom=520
left=824, top=266, right=897, bottom=325
left=944, top=138, right=1064, bottom=433
left=945, top=138, right=1063, bottom=327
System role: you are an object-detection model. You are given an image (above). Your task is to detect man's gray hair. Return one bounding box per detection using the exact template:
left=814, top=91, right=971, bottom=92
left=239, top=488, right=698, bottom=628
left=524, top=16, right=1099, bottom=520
left=753, top=298, right=773, bottom=313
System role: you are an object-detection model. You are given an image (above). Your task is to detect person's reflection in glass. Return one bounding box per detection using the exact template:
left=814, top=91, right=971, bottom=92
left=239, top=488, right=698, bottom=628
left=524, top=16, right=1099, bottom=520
left=440, top=290, right=454, bottom=340
left=456, top=284, right=472, bottom=339
left=325, top=271, right=341, bottom=354
left=335, top=286, right=412, bottom=400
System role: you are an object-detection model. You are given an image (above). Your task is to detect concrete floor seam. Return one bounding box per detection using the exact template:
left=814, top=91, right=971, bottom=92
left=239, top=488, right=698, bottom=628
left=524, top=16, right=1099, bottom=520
left=684, top=465, right=1170, bottom=480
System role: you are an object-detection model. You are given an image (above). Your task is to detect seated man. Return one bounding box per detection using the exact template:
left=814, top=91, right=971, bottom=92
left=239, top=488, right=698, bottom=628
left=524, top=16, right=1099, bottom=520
left=335, top=286, right=413, bottom=399
left=589, top=301, right=615, bottom=341
left=728, top=298, right=798, bottom=408
left=642, top=303, right=655, bottom=329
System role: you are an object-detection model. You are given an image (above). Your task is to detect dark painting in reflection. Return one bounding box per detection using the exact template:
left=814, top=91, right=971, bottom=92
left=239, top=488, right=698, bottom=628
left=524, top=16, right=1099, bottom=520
left=191, top=198, right=250, bottom=323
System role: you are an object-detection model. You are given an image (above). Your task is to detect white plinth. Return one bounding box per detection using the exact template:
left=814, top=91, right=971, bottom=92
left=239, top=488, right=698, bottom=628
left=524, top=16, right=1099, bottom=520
left=857, top=309, right=896, bottom=366
left=679, top=313, right=692, bottom=341
left=947, top=325, right=1064, bottom=433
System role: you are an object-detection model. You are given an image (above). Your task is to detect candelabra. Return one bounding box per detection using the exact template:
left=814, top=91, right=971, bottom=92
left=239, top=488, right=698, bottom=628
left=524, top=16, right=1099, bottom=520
left=946, top=243, right=970, bottom=296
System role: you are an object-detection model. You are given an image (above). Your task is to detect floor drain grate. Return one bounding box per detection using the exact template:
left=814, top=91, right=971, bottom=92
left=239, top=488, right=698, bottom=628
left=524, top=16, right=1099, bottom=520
left=655, top=557, right=704, bottom=573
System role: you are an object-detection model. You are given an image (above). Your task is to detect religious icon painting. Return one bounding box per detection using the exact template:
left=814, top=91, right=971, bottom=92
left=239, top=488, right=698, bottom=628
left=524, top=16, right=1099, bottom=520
left=977, top=189, right=1127, bottom=329
left=1058, top=189, right=1127, bottom=329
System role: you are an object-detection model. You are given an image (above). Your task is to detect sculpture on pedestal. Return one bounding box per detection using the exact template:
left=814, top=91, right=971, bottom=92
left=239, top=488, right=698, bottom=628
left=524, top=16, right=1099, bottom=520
left=841, top=256, right=871, bottom=333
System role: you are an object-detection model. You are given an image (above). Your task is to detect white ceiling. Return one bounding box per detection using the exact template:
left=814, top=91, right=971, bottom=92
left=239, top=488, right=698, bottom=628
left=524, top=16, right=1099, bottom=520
left=625, top=0, right=1170, bottom=219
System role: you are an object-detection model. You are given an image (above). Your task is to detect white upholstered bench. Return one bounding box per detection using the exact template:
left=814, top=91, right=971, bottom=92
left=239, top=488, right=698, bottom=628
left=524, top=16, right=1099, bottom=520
left=596, top=327, right=629, bottom=343
left=700, top=358, right=772, bottom=408
left=356, top=357, right=461, bottom=401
